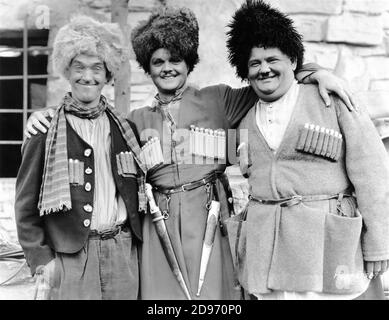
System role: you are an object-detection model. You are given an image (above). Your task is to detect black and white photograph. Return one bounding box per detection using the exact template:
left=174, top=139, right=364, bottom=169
left=0, top=0, right=388, bottom=306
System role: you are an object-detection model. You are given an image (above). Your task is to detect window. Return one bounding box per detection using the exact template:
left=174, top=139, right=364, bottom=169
left=0, top=19, right=50, bottom=177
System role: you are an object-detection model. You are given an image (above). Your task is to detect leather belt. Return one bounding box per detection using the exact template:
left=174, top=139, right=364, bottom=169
left=153, top=171, right=224, bottom=195
left=249, top=191, right=353, bottom=208
left=89, top=224, right=128, bottom=240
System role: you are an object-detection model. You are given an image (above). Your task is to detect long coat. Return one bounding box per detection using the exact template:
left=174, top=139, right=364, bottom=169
left=131, top=85, right=258, bottom=299
left=233, top=84, right=389, bottom=296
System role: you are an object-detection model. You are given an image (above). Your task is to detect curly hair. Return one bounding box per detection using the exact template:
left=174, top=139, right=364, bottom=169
left=226, top=0, right=304, bottom=80
left=131, top=6, right=199, bottom=74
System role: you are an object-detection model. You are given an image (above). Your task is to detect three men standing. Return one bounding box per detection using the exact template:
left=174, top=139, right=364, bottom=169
left=16, top=2, right=387, bottom=301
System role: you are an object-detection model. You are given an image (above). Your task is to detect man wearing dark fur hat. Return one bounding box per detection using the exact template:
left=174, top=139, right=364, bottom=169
left=15, top=16, right=146, bottom=299
left=227, top=0, right=389, bottom=300
left=26, top=6, right=357, bottom=300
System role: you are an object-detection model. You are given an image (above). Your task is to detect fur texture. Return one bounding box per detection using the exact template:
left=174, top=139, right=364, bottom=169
left=53, top=15, right=129, bottom=79
left=131, top=6, right=199, bottom=74
left=226, top=0, right=305, bottom=80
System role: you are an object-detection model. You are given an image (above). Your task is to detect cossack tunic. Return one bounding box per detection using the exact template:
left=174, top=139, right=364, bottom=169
left=233, top=84, right=389, bottom=297
left=131, top=85, right=257, bottom=299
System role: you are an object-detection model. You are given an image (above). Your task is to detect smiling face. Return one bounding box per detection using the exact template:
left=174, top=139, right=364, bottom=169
left=66, top=54, right=108, bottom=107
left=247, top=46, right=297, bottom=102
left=149, top=48, right=189, bottom=101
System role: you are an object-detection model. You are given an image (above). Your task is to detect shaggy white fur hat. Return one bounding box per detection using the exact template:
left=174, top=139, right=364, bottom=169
left=53, top=15, right=129, bottom=79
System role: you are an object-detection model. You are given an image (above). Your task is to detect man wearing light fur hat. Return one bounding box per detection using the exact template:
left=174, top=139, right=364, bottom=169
left=15, top=15, right=146, bottom=299
left=227, top=0, right=389, bottom=300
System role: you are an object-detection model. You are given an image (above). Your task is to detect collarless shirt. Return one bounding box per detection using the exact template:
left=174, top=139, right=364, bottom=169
left=66, top=112, right=127, bottom=231
left=255, top=80, right=299, bottom=152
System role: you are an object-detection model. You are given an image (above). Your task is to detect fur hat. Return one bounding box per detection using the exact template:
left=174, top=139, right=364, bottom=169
left=53, top=15, right=129, bottom=80
left=226, top=0, right=304, bottom=80
left=131, top=6, right=199, bottom=74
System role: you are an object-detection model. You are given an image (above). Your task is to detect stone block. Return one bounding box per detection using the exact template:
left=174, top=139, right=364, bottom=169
left=331, top=47, right=370, bottom=92
left=268, top=0, right=343, bottom=15
left=81, top=0, right=110, bottom=9
left=304, top=42, right=339, bottom=70
left=370, top=80, right=389, bottom=91
left=383, top=12, right=389, bottom=29
left=0, top=0, right=51, bottom=29
left=326, top=13, right=383, bottom=46
left=344, top=0, right=388, bottom=14
left=351, top=43, right=387, bottom=57
left=385, top=35, right=389, bottom=55
left=293, top=15, right=327, bottom=42
left=354, top=91, right=389, bottom=119
left=129, top=0, right=160, bottom=11
left=366, top=56, right=389, bottom=80
left=0, top=0, right=23, bottom=29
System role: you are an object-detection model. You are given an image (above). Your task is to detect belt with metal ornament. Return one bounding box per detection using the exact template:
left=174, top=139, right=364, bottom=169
left=88, top=224, right=128, bottom=240
left=153, top=171, right=224, bottom=195
left=249, top=191, right=353, bottom=208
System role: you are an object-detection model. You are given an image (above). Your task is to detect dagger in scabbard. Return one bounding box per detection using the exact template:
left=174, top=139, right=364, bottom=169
left=196, top=199, right=221, bottom=297
left=144, top=183, right=192, bottom=300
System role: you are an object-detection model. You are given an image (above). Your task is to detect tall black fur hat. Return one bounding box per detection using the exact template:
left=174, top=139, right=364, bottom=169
left=226, top=0, right=304, bottom=80
left=131, top=6, right=199, bottom=74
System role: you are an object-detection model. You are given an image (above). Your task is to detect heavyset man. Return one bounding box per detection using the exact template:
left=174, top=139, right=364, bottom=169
left=227, top=0, right=389, bottom=300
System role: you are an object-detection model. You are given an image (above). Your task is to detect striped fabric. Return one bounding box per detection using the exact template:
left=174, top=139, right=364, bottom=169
left=38, top=93, right=147, bottom=216
left=151, top=86, right=188, bottom=133
left=38, top=105, right=72, bottom=215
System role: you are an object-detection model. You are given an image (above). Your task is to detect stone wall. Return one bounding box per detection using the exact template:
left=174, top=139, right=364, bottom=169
left=44, top=0, right=389, bottom=118
left=3, top=0, right=389, bottom=114
left=270, top=0, right=389, bottom=116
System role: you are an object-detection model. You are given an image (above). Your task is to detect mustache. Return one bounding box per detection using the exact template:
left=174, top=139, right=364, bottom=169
left=257, top=72, right=277, bottom=80
left=160, top=71, right=178, bottom=77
